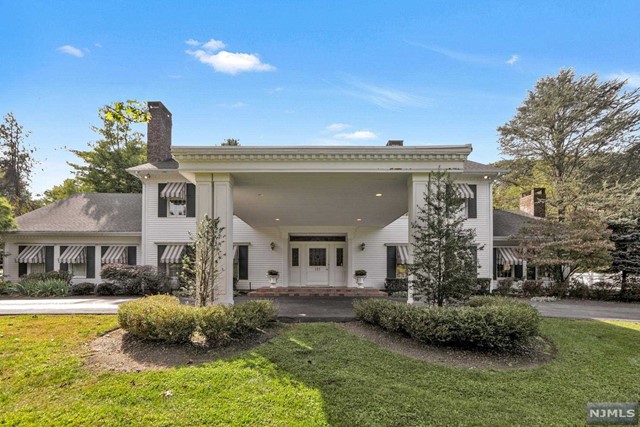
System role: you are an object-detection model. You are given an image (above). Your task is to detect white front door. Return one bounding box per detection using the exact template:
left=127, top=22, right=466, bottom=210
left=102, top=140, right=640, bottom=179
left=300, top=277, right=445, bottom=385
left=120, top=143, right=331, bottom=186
left=332, top=244, right=346, bottom=285
left=306, top=245, right=329, bottom=285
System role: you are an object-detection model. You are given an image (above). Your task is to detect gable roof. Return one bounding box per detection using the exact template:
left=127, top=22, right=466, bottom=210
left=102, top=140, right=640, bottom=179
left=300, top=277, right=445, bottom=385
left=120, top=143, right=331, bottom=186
left=493, top=209, right=536, bottom=238
left=14, top=193, right=142, bottom=234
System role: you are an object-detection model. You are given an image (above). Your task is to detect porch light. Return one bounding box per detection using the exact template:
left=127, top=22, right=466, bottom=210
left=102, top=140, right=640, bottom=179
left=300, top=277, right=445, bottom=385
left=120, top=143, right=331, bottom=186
left=143, top=173, right=151, bottom=179
left=375, top=193, right=382, bottom=197
left=483, top=175, right=489, bottom=180
left=360, top=242, right=366, bottom=251
left=275, top=218, right=280, bottom=221
left=356, top=218, right=362, bottom=222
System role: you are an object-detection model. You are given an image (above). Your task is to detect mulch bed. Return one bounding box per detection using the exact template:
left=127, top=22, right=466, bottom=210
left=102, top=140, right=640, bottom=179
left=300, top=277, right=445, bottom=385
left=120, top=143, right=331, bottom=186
left=340, top=321, right=556, bottom=371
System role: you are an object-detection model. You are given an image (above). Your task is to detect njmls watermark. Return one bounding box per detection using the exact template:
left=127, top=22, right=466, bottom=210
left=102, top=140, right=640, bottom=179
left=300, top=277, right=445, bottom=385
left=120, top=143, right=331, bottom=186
left=587, top=403, right=638, bottom=425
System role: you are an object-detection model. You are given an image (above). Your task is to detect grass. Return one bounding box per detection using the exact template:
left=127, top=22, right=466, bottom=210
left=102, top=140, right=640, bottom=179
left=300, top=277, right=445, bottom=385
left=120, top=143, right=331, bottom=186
left=0, top=316, right=638, bottom=426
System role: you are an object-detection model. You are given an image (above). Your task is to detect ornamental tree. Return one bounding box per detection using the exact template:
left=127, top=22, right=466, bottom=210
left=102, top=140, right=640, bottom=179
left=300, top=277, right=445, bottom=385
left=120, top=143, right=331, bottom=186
left=408, top=171, right=479, bottom=306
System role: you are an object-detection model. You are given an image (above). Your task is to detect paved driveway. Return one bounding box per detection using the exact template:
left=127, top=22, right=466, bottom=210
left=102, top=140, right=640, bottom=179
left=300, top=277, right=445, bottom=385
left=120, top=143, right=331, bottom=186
left=1, top=296, right=639, bottom=322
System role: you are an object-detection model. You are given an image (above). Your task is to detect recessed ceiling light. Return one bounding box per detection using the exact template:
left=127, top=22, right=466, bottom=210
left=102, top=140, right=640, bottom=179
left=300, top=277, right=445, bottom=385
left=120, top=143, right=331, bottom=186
left=375, top=193, right=382, bottom=197
left=275, top=218, right=280, bottom=221
left=356, top=218, right=362, bottom=222
left=258, top=193, right=264, bottom=196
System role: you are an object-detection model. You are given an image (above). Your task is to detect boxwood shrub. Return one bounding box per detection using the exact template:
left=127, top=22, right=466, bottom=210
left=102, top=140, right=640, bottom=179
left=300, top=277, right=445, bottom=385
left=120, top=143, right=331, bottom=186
left=69, top=282, right=96, bottom=295
left=354, top=297, right=541, bottom=353
left=101, top=264, right=170, bottom=296
left=118, top=295, right=198, bottom=343
left=199, top=300, right=277, bottom=344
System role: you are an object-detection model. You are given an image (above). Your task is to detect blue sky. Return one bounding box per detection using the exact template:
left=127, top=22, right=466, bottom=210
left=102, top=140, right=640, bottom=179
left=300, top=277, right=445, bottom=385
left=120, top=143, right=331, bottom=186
left=1, top=0, right=639, bottom=195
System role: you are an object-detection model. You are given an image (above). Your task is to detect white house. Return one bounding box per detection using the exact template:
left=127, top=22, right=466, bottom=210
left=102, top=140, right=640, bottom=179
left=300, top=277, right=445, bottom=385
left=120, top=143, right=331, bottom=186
left=2, top=102, right=541, bottom=303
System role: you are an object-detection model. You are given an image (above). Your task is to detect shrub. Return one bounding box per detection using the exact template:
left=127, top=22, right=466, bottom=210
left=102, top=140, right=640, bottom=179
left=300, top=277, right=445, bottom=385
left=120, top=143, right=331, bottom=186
left=466, top=295, right=516, bottom=307
left=101, top=264, right=170, bottom=296
left=567, top=280, right=590, bottom=299
left=118, top=295, right=197, bottom=343
left=11, top=279, right=69, bottom=297
left=199, top=300, right=277, bottom=344
left=494, top=279, right=513, bottom=296
left=95, top=282, right=118, bottom=296
left=545, top=281, right=569, bottom=298
left=618, top=275, right=640, bottom=302
left=267, top=270, right=279, bottom=276
left=475, top=278, right=491, bottom=295
left=384, top=278, right=408, bottom=293
left=522, top=280, right=544, bottom=297
left=21, top=270, right=72, bottom=285
left=354, top=269, right=367, bottom=277
left=590, top=281, right=617, bottom=301
left=355, top=297, right=541, bottom=353
left=0, top=280, right=9, bottom=295
left=69, top=282, right=96, bottom=296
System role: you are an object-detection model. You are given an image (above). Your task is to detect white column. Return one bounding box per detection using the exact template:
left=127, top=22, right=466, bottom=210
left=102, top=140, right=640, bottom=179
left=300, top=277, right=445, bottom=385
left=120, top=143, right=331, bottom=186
left=407, top=174, right=429, bottom=304
left=53, top=245, right=61, bottom=272
left=213, top=174, right=234, bottom=304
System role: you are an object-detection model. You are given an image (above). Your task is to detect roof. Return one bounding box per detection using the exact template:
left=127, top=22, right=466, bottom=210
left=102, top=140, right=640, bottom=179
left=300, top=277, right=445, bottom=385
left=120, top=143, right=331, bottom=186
left=493, top=209, right=536, bottom=237
left=463, top=160, right=506, bottom=173
left=13, top=193, right=142, bottom=234
left=127, top=158, right=179, bottom=172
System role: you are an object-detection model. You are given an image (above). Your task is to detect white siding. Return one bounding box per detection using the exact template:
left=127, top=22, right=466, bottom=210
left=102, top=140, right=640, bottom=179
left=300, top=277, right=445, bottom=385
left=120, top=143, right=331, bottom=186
left=462, top=179, right=493, bottom=279
left=233, top=217, right=283, bottom=289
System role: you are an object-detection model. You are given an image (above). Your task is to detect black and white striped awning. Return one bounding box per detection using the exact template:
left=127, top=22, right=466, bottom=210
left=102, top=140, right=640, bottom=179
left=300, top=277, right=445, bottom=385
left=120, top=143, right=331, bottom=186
left=160, top=245, right=186, bottom=264
left=456, top=184, right=475, bottom=199
left=497, top=247, right=523, bottom=265
left=396, top=245, right=410, bottom=264
left=160, top=182, right=186, bottom=200
left=59, top=246, right=86, bottom=264
left=16, top=246, right=44, bottom=263
left=102, top=246, right=127, bottom=264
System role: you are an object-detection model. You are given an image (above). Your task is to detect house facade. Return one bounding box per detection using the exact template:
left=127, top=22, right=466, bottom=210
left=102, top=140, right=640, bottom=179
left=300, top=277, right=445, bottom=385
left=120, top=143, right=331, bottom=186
left=3, top=102, right=539, bottom=303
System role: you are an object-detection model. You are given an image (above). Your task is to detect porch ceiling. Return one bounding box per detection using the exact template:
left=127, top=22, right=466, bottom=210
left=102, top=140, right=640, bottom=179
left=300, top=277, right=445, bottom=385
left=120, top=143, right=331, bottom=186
left=232, top=173, right=409, bottom=227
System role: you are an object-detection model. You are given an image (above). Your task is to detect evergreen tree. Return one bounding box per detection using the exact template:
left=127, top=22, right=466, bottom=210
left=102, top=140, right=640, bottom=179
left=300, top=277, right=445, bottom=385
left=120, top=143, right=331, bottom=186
left=408, top=171, right=479, bottom=306
left=608, top=217, right=640, bottom=287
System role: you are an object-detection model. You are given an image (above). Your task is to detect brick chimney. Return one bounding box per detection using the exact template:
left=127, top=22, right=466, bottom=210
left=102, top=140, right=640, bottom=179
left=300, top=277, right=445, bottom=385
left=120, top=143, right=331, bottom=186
left=520, top=188, right=546, bottom=218
left=147, top=101, right=172, bottom=163
left=386, top=140, right=403, bottom=147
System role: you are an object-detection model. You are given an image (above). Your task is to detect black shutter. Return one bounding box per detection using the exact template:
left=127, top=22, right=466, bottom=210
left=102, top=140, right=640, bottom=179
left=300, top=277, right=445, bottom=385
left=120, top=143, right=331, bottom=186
left=186, top=184, right=196, bottom=217
left=86, top=246, right=95, bottom=279
left=157, top=245, right=166, bottom=268
left=59, top=246, right=68, bottom=272
left=127, top=246, right=137, bottom=265
left=468, top=185, right=477, bottom=219
left=18, top=246, right=27, bottom=277
left=514, top=264, right=524, bottom=280
left=492, top=248, right=497, bottom=280
left=386, top=246, right=397, bottom=279
left=158, top=183, right=167, bottom=217
left=45, top=246, right=54, bottom=272
left=239, top=245, right=249, bottom=280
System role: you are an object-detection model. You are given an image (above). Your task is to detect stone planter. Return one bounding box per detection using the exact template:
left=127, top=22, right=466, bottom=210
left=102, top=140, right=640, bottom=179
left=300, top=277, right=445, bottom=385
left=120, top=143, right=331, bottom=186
left=268, top=275, right=279, bottom=288
left=355, top=276, right=366, bottom=288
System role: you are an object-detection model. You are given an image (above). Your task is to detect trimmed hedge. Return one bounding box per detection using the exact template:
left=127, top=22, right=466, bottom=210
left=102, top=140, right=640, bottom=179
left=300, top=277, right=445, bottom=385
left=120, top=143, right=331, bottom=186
left=118, top=295, right=198, bottom=343
left=118, top=296, right=277, bottom=345
left=101, top=264, right=170, bottom=296
left=354, top=297, right=541, bottom=353
left=69, top=282, right=96, bottom=296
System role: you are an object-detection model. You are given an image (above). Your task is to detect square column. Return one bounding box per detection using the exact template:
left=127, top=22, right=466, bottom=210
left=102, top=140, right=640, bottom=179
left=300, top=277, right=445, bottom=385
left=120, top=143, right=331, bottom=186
left=407, top=174, right=430, bottom=304
left=194, top=173, right=234, bottom=304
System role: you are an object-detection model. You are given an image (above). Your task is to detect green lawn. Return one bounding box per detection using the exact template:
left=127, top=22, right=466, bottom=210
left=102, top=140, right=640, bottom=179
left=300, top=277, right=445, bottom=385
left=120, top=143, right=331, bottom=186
left=0, top=316, right=638, bottom=426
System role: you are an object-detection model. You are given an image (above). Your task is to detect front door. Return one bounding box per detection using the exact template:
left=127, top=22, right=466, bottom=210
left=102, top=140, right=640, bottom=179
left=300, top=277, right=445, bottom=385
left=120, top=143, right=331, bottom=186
left=306, top=245, right=329, bottom=285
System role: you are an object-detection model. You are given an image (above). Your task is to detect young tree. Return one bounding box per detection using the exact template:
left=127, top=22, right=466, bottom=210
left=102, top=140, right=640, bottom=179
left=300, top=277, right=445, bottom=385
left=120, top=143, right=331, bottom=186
left=0, top=113, right=38, bottom=215
left=518, top=210, right=613, bottom=285
left=181, top=215, right=226, bottom=306
left=497, top=69, right=640, bottom=219
left=68, top=101, right=149, bottom=193
left=221, top=138, right=240, bottom=146
left=408, top=172, right=479, bottom=306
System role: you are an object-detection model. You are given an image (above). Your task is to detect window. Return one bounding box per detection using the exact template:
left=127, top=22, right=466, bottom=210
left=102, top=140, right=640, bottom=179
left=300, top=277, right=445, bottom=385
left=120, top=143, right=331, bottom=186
left=29, top=263, right=45, bottom=274
left=70, top=263, right=87, bottom=278
left=168, top=199, right=186, bottom=217
left=238, top=245, right=248, bottom=280
left=336, top=248, right=343, bottom=267
left=497, top=263, right=513, bottom=278
left=309, top=248, right=327, bottom=266
left=291, top=248, right=299, bottom=267
left=167, top=263, right=181, bottom=278
left=526, top=265, right=537, bottom=280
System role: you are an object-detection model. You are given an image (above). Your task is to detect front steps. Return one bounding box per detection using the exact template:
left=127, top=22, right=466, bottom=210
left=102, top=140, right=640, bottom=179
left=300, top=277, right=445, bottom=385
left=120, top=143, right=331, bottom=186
left=247, top=287, right=388, bottom=297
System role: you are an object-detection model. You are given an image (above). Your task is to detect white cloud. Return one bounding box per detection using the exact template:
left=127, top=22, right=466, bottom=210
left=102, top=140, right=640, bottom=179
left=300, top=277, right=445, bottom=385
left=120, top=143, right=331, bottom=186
left=506, top=54, right=519, bottom=65
left=268, top=86, right=284, bottom=94
left=94, top=43, right=102, bottom=48
left=57, top=45, right=85, bottom=58
left=218, top=102, right=248, bottom=108
left=344, top=78, right=429, bottom=110
left=334, top=130, right=377, bottom=140
left=406, top=41, right=490, bottom=64
left=326, top=123, right=350, bottom=132
left=185, top=37, right=275, bottom=75
left=609, top=71, right=640, bottom=88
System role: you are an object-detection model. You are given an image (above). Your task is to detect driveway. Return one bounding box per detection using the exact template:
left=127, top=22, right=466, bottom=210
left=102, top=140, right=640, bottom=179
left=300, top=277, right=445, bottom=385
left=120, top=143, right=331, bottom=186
left=1, top=296, right=639, bottom=322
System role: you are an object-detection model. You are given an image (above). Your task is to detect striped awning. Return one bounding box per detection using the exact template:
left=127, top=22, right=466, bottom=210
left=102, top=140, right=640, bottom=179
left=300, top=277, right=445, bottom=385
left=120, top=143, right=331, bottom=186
left=102, top=246, right=127, bottom=264
left=456, top=183, right=475, bottom=199
left=160, top=182, right=186, bottom=200
left=497, top=247, right=523, bottom=265
left=16, top=246, right=44, bottom=263
left=59, top=246, right=86, bottom=264
left=233, top=245, right=239, bottom=262
left=160, top=245, right=185, bottom=264
left=396, top=245, right=410, bottom=264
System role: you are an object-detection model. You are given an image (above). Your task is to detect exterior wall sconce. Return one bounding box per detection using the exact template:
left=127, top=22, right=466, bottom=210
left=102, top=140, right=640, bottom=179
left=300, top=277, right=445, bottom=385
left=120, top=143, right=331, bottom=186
left=143, top=173, right=151, bottom=179
left=270, top=242, right=276, bottom=251
left=360, top=242, right=366, bottom=251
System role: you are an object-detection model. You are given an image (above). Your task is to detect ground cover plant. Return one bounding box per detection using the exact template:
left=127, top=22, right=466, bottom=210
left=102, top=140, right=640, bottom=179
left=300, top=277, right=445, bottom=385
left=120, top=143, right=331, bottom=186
left=0, top=315, right=638, bottom=426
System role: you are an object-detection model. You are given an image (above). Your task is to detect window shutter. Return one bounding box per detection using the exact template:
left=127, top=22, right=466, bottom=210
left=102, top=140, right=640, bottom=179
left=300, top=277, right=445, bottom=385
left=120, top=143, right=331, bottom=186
left=18, top=246, right=27, bottom=277
left=127, top=246, right=137, bottom=265
left=386, top=246, right=397, bottom=279
left=45, top=246, right=54, bottom=272
left=186, top=184, right=196, bottom=217
left=239, top=245, right=249, bottom=280
left=157, top=245, right=166, bottom=269
left=514, top=264, right=523, bottom=280
left=59, top=246, right=68, bottom=272
left=492, top=248, right=497, bottom=280
left=158, top=183, right=167, bottom=217
left=86, top=246, right=96, bottom=279
left=467, top=185, right=477, bottom=219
